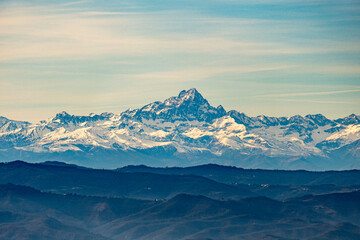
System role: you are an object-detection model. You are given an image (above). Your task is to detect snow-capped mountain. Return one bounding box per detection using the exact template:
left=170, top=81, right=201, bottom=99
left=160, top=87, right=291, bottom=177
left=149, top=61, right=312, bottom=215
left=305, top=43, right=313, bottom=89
left=121, top=88, right=226, bottom=122
left=0, top=88, right=359, bottom=170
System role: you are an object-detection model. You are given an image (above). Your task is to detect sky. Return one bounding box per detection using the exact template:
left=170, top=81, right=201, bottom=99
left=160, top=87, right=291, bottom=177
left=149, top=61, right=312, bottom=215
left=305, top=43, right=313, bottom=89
left=0, top=0, right=359, bottom=122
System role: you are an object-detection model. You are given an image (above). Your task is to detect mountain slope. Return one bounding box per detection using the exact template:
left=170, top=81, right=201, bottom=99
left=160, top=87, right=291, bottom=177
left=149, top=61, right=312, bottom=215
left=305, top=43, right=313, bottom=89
left=2, top=161, right=360, bottom=201
left=118, top=164, right=360, bottom=186
left=0, top=161, right=253, bottom=200
left=2, top=183, right=358, bottom=240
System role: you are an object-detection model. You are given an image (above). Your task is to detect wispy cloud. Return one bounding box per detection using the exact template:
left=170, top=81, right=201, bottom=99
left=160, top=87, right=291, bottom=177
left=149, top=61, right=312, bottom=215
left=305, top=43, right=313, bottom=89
left=1, top=3, right=358, bottom=62
left=263, top=98, right=353, bottom=104
left=129, top=65, right=292, bottom=83
left=256, top=89, right=360, bottom=98
left=313, top=66, right=360, bottom=75
left=59, top=0, right=91, bottom=7
left=78, top=11, right=141, bottom=16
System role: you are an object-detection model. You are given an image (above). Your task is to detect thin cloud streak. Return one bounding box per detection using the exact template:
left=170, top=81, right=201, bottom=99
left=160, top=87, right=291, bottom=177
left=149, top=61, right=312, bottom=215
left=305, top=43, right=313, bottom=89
left=256, top=90, right=360, bottom=98
left=129, top=65, right=292, bottom=83
left=263, top=99, right=353, bottom=104
left=60, top=0, right=91, bottom=7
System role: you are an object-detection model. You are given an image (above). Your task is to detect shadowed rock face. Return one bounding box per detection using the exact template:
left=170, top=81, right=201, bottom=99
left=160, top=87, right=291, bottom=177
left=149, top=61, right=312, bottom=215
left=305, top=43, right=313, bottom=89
left=52, top=111, right=114, bottom=125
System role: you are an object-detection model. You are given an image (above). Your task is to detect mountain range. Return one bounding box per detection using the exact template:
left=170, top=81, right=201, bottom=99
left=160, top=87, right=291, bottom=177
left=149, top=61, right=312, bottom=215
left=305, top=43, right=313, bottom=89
left=1, top=88, right=359, bottom=170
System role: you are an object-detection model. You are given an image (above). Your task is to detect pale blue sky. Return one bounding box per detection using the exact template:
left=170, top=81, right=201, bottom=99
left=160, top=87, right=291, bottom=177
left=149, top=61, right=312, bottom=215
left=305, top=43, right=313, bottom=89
left=0, top=0, right=359, bottom=122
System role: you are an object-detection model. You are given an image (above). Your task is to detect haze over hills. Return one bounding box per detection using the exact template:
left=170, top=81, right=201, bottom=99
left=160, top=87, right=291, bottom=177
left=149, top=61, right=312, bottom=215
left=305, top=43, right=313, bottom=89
left=0, top=161, right=254, bottom=200
left=1, top=161, right=360, bottom=200
left=1, top=161, right=360, bottom=240
left=0, top=88, right=359, bottom=170
left=118, top=164, right=360, bottom=186
left=1, top=182, right=360, bottom=240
